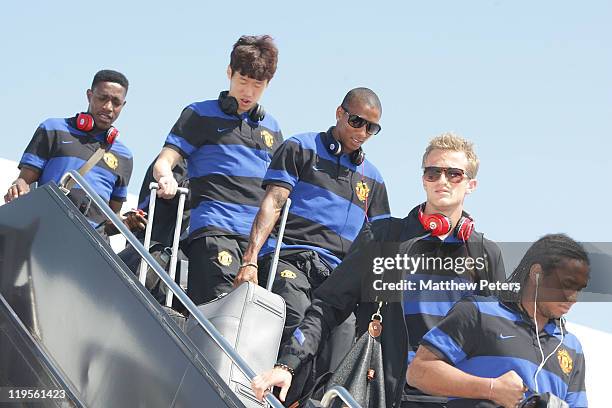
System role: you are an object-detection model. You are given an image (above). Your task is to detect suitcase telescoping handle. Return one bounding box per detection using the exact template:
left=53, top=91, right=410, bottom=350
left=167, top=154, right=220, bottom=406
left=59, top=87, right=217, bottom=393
left=265, top=197, right=291, bottom=292
left=138, top=182, right=189, bottom=308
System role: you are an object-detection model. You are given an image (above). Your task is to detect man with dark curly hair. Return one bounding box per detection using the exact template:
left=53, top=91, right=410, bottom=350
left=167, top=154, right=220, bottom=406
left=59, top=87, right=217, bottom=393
left=153, top=35, right=283, bottom=304
left=408, top=234, right=589, bottom=408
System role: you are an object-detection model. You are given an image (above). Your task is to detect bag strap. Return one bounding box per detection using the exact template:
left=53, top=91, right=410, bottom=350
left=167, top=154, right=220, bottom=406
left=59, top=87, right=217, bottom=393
left=63, top=142, right=111, bottom=191
left=288, top=372, right=333, bottom=408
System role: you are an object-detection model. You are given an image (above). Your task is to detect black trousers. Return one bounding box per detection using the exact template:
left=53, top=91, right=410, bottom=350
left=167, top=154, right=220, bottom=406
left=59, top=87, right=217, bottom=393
left=118, top=240, right=188, bottom=310
left=401, top=402, right=447, bottom=408
left=186, top=234, right=249, bottom=305
left=401, top=385, right=449, bottom=408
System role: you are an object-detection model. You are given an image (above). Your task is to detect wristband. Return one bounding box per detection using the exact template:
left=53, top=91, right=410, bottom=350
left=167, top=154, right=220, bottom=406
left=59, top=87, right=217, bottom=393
left=239, top=262, right=258, bottom=270
left=274, top=363, right=295, bottom=376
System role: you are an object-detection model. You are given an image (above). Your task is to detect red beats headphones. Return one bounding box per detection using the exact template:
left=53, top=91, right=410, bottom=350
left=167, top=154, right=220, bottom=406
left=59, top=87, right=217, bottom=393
left=418, top=203, right=474, bottom=241
left=75, top=112, right=119, bottom=145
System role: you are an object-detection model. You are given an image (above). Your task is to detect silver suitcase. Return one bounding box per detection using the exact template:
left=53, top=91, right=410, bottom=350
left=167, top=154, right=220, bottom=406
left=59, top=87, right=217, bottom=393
left=185, top=199, right=291, bottom=407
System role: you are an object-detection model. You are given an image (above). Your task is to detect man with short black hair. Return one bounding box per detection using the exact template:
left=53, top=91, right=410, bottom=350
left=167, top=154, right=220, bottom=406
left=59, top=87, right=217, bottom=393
left=5, top=69, right=144, bottom=236
left=240, top=87, right=390, bottom=403
left=153, top=35, right=283, bottom=305
left=408, top=233, right=589, bottom=408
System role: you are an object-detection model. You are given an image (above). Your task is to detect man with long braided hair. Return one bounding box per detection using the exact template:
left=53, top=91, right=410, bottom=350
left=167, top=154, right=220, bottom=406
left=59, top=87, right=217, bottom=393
left=408, top=233, right=590, bottom=407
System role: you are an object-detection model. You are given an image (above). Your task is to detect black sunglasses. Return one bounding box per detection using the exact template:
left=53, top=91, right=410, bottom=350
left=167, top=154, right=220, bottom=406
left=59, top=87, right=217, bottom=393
left=341, top=106, right=381, bottom=135
left=423, top=166, right=470, bottom=183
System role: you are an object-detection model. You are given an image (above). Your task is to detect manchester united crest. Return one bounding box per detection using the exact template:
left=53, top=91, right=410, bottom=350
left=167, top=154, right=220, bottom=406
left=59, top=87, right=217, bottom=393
left=103, top=152, right=118, bottom=170
left=261, top=129, right=274, bottom=148
left=280, top=269, right=297, bottom=279
left=355, top=181, right=370, bottom=202
left=557, top=348, right=573, bottom=375
left=217, top=250, right=233, bottom=267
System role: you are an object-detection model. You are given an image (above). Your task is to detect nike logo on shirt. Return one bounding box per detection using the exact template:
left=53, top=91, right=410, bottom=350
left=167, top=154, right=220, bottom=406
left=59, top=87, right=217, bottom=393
left=499, top=334, right=516, bottom=340
left=217, top=127, right=233, bottom=133
left=61, top=141, right=74, bottom=144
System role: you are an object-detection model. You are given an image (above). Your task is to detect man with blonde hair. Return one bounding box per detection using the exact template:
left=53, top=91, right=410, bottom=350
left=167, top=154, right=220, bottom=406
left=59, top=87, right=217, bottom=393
left=422, top=132, right=479, bottom=178
left=251, top=132, right=506, bottom=408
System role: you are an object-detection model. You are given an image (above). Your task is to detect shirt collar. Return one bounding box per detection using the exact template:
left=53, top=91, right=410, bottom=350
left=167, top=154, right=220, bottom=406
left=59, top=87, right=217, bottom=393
left=499, top=299, right=563, bottom=336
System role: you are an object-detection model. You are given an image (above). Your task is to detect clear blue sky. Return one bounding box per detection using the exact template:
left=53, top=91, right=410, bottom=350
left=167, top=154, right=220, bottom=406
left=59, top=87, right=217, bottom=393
left=1, top=1, right=610, bottom=330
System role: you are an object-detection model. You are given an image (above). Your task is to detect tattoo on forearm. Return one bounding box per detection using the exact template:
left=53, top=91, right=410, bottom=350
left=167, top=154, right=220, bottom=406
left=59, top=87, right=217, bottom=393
left=271, top=188, right=287, bottom=210
left=245, top=187, right=287, bottom=259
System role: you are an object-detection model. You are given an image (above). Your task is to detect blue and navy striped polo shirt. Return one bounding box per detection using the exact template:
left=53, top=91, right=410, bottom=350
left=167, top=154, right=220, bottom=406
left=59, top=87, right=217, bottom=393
left=421, top=296, right=587, bottom=407
left=164, top=99, right=283, bottom=242
left=19, top=117, right=133, bottom=205
left=261, top=131, right=390, bottom=268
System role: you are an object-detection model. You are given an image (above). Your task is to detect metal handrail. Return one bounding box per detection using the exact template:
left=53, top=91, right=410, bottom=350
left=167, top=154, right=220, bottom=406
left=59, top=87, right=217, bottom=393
left=320, top=385, right=362, bottom=408
left=58, top=170, right=284, bottom=408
